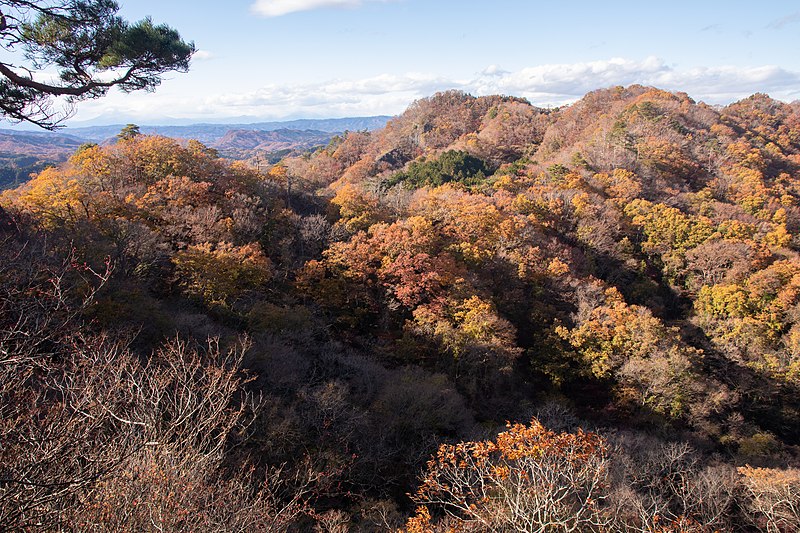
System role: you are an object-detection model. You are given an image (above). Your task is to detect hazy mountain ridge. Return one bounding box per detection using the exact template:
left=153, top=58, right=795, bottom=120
left=65, top=115, right=392, bottom=143
left=0, top=115, right=392, bottom=188
left=0, top=130, right=86, bottom=189
left=0, top=129, right=86, bottom=157
left=211, top=128, right=335, bottom=155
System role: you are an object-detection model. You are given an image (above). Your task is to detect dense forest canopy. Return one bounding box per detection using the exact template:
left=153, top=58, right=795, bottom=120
left=3, top=85, right=800, bottom=531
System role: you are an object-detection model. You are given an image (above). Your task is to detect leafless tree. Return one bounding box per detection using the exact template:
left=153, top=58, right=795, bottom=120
left=0, top=233, right=312, bottom=530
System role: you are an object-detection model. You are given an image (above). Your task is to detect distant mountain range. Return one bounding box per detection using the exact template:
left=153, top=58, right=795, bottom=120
left=0, top=129, right=86, bottom=157
left=0, top=115, right=392, bottom=189
left=64, top=116, right=392, bottom=144
left=214, top=128, right=337, bottom=159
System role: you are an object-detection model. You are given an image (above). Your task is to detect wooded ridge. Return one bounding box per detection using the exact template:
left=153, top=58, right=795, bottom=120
left=2, top=85, right=800, bottom=531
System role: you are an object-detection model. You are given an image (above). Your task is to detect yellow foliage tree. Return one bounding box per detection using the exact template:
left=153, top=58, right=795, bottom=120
left=172, top=242, right=272, bottom=307
left=330, top=183, right=384, bottom=233
left=557, top=287, right=704, bottom=417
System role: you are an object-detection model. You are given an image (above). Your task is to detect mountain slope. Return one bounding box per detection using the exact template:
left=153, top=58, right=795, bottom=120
left=211, top=128, right=335, bottom=157
left=0, top=129, right=86, bottom=157
left=3, top=86, right=800, bottom=531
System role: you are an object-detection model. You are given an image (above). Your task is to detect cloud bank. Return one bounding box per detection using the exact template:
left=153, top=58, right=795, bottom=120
left=70, top=57, right=800, bottom=124
left=251, top=0, right=382, bottom=17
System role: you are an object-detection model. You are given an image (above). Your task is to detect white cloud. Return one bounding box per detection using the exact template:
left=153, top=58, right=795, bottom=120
left=472, top=57, right=666, bottom=103
left=191, top=50, right=215, bottom=61
left=204, top=73, right=451, bottom=117
left=67, top=58, right=800, bottom=125
left=469, top=57, right=799, bottom=107
left=481, top=64, right=508, bottom=77
left=251, top=0, right=382, bottom=17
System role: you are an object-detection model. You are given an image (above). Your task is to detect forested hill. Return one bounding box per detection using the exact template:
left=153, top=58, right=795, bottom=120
left=3, top=85, right=800, bottom=531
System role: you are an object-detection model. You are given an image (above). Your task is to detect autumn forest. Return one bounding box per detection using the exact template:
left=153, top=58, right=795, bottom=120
left=3, top=85, right=800, bottom=531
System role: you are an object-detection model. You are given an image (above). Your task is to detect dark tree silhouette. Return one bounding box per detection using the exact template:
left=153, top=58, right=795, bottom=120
left=0, top=0, right=194, bottom=128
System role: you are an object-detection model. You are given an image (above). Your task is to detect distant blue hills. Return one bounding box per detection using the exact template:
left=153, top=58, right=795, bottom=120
left=0, top=115, right=393, bottom=189
left=62, top=116, right=393, bottom=144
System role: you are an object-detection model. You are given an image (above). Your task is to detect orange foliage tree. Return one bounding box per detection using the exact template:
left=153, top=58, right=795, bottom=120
left=406, top=418, right=609, bottom=532
left=738, top=466, right=800, bottom=532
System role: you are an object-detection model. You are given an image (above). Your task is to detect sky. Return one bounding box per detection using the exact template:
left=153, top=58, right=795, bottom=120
left=7, top=0, right=800, bottom=127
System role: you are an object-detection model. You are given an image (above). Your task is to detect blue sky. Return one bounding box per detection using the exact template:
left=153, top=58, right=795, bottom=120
left=15, top=1, right=800, bottom=125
